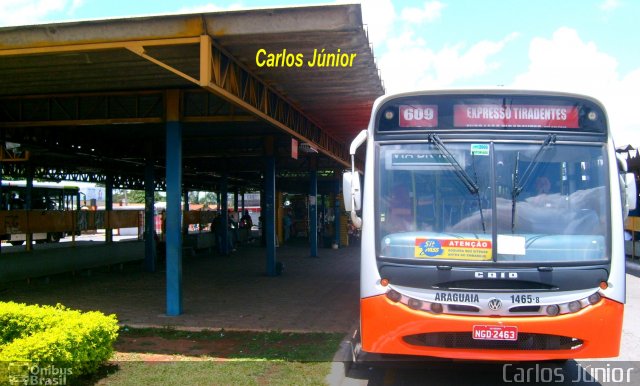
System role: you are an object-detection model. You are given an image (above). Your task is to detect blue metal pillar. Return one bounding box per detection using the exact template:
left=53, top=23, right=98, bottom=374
left=165, top=120, right=183, bottom=316
left=220, top=175, right=229, bottom=255
left=319, top=193, right=325, bottom=248
left=309, top=169, right=318, bottom=257
left=265, top=155, right=277, bottom=275
left=105, top=174, right=113, bottom=243
left=260, top=189, right=266, bottom=246
left=144, top=157, right=156, bottom=272
left=334, top=178, right=341, bottom=247
left=25, top=164, right=33, bottom=250
left=0, top=164, right=2, bottom=253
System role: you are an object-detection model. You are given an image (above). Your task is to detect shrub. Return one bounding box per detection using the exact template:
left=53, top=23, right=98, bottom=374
left=0, top=302, right=119, bottom=384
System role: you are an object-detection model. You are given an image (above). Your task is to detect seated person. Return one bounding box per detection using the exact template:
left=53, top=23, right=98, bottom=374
left=535, top=176, right=551, bottom=195
left=385, top=184, right=415, bottom=233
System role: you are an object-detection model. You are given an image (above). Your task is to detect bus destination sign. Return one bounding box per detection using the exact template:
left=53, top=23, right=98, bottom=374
left=454, top=104, right=579, bottom=128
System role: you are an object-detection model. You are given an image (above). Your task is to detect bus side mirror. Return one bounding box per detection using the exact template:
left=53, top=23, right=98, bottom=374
left=625, top=172, right=637, bottom=212
left=346, top=129, right=367, bottom=229
left=343, top=171, right=361, bottom=212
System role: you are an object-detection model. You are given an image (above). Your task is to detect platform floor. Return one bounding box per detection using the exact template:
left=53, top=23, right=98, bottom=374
left=0, top=240, right=360, bottom=333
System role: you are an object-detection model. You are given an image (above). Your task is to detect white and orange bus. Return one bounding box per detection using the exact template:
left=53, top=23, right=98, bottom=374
left=344, top=90, right=637, bottom=361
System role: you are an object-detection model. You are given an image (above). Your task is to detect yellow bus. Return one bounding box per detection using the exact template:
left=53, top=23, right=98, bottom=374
left=1, top=181, right=81, bottom=245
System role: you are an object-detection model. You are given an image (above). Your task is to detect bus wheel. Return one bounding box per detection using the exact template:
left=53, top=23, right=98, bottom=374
left=47, top=233, right=61, bottom=243
left=10, top=240, right=24, bottom=246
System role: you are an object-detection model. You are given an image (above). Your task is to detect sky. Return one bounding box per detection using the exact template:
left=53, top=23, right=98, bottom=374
left=1, top=0, right=639, bottom=148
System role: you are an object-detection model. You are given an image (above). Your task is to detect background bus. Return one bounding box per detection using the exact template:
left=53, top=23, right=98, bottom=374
left=0, top=181, right=81, bottom=245
left=344, top=90, right=636, bottom=361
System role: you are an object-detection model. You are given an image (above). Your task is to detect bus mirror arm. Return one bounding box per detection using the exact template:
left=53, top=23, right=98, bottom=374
left=347, top=165, right=363, bottom=229
left=350, top=130, right=368, bottom=156
left=344, top=130, right=367, bottom=229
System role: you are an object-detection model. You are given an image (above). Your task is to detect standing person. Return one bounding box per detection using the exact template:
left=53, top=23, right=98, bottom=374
left=228, top=214, right=238, bottom=251
left=160, top=209, right=167, bottom=242
left=283, top=210, right=292, bottom=243
left=212, top=212, right=224, bottom=254
left=239, top=210, right=253, bottom=243
left=240, top=210, right=253, bottom=229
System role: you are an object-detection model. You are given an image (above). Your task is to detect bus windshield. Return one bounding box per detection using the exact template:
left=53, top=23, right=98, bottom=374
left=377, top=141, right=609, bottom=264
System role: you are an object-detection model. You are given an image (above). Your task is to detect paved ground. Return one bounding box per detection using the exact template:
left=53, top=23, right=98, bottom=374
left=0, top=239, right=361, bottom=333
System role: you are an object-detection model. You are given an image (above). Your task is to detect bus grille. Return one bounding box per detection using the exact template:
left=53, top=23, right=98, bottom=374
left=403, top=332, right=583, bottom=351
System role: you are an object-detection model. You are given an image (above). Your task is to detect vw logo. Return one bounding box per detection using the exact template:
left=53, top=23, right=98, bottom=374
left=487, top=298, right=502, bottom=311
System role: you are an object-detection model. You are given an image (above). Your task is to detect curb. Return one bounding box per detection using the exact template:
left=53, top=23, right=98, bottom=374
left=325, top=328, right=357, bottom=385
left=626, top=258, right=640, bottom=277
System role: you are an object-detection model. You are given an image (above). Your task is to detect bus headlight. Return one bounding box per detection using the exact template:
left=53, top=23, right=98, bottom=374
left=430, top=303, right=443, bottom=314
left=408, top=298, right=423, bottom=310
left=386, top=289, right=402, bottom=303
left=568, top=301, right=582, bottom=313
left=546, top=304, right=560, bottom=316
left=588, top=292, right=601, bottom=305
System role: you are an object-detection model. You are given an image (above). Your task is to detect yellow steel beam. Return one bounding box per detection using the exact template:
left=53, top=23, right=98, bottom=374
left=165, top=90, right=181, bottom=121
left=199, top=35, right=212, bottom=87
left=1, top=35, right=204, bottom=100
left=125, top=45, right=200, bottom=86
left=0, top=37, right=200, bottom=56
left=1, top=32, right=350, bottom=166
left=202, top=40, right=350, bottom=167
left=0, top=147, right=30, bottom=162
left=0, top=118, right=161, bottom=128
left=182, top=115, right=258, bottom=123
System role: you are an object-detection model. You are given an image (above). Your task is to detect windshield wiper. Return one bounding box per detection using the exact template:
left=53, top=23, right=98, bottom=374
left=511, top=134, right=557, bottom=232
left=471, top=153, right=487, bottom=232
left=429, top=134, right=478, bottom=194
left=428, top=134, right=485, bottom=232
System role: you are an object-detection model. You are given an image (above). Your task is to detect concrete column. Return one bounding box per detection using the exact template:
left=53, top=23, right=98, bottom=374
left=25, top=164, right=33, bottom=251
left=165, top=90, right=183, bottom=316
left=334, top=178, right=341, bottom=247
left=319, top=193, right=325, bottom=248
left=220, top=175, right=229, bottom=255
left=260, top=188, right=266, bottom=246
left=265, top=155, right=277, bottom=275
left=144, top=157, right=156, bottom=272
left=105, top=174, right=113, bottom=243
left=0, top=164, right=2, bottom=253
left=309, top=168, right=318, bottom=257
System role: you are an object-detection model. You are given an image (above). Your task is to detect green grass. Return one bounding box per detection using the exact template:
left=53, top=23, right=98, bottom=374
left=118, top=326, right=343, bottom=362
left=89, top=361, right=334, bottom=386
left=80, top=326, right=345, bottom=385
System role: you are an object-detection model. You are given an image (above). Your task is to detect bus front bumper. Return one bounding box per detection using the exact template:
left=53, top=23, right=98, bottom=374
left=360, top=294, right=623, bottom=361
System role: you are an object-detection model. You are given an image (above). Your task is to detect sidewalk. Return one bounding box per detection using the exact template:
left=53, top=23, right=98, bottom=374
left=627, top=256, right=640, bottom=277
left=0, top=240, right=361, bottom=333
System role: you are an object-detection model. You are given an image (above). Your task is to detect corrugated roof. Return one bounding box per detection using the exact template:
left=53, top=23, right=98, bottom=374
left=0, top=4, right=384, bottom=191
